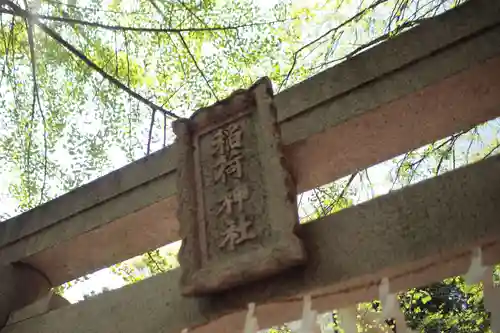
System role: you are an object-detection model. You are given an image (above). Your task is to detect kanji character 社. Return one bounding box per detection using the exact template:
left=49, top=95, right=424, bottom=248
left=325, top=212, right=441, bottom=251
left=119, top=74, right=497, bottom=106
left=218, top=216, right=256, bottom=251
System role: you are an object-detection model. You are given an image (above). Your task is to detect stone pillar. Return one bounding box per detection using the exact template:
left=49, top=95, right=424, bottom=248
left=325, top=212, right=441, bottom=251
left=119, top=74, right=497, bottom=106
left=0, top=263, right=51, bottom=327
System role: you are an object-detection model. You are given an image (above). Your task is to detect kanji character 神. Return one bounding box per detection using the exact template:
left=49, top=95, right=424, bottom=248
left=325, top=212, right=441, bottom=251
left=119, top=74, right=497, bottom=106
left=216, top=183, right=249, bottom=216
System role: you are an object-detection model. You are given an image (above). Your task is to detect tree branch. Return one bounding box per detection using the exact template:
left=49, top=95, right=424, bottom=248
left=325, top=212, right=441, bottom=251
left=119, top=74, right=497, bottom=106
left=3, top=0, right=181, bottom=119
left=147, top=0, right=219, bottom=101
left=310, top=19, right=422, bottom=72
left=174, top=0, right=249, bottom=86
left=363, top=169, right=375, bottom=199
left=279, top=0, right=389, bottom=90
left=390, top=151, right=413, bottom=191
left=324, top=172, right=357, bottom=214
left=0, top=7, right=291, bottom=34
left=0, top=14, right=15, bottom=88
left=434, top=134, right=459, bottom=176
left=146, top=108, right=156, bottom=155
left=176, top=32, right=219, bottom=101
left=146, top=252, right=164, bottom=273
left=482, top=142, right=500, bottom=160
left=22, top=0, right=48, bottom=204
left=163, top=113, right=167, bottom=147
left=21, top=1, right=37, bottom=204
left=312, top=188, right=327, bottom=217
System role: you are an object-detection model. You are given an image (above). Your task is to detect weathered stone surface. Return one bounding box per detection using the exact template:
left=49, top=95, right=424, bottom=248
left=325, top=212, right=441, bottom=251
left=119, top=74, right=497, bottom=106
left=7, top=291, right=70, bottom=325
left=3, top=156, right=500, bottom=333
left=174, top=78, right=306, bottom=295
left=0, top=263, right=51, bottom=328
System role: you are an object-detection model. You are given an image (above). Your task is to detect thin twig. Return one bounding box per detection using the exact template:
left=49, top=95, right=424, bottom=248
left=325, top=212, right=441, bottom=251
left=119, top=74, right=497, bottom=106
left=0, top=8, right=292, bottom=33
left=312, top=189, right=327, bottom=217
left=22, top=0, right=38, bottom=204
left=1, top=5, right=295, bottom=32
left=390, top=152, right=413, bottom=191
left=124, top=31, right=134, bottom=156
left=163, top=113, right=167, bottom=147
left=175, top=0, right=248, bottom=86
left=43, top=0, right=148, bottom=15
left=147, top=252, right=164, bottom=273
left=324, top=172, right=358, bottom=214
left=3, top=0, right=181, bottom=119
left=147, top=0, right=218, bottom=101
left=405, top=135, right=458, bottom=184
left=465, top=128, right=479, bottom=164
left=392, top=131, right=467, bottom=188
left=434, top=134, right=459, bottom=176
left=114, top=31, right=118, bottom=76
left=0, top=15, right=15, bottom=91
left=146, top=108, right=156, bottom=155
left=24, top=11, right=48, bottom=204
left=364, top=169, right=375, bottom=199
left=279, top=0, right=389, bottom=90
left=482, top=142, right=500, bottom=160
left=310, top=19, right=422, bottom=71
left=176, top=32, right=218, bottom=101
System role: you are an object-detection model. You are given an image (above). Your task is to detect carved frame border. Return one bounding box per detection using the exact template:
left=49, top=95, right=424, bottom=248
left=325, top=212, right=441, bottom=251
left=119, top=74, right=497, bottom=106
left=174, top=78, right=306, bottom=296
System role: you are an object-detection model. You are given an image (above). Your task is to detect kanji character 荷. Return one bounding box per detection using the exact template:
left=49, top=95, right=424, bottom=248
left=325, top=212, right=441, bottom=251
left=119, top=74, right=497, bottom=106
left=213, top=154, right=243, bottom=184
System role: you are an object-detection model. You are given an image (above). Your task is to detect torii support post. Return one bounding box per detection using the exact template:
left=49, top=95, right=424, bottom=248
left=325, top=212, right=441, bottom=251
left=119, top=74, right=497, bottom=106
left=0, top=263, right=51, bottom=328
left=1, top=0, right=500, bottom=332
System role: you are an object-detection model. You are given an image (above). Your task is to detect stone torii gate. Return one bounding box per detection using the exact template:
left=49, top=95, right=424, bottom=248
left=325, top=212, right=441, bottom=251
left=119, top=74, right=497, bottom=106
left=1, top=0, right=500, bottom=331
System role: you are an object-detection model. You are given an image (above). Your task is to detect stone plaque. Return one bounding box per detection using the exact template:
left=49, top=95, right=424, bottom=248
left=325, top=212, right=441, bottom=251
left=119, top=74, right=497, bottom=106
left=174, top=77, right=306, bottom=296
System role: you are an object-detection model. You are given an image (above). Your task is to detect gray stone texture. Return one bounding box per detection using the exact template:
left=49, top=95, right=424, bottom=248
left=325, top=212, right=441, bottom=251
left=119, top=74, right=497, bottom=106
left=3, top=156, right=500, bottom=333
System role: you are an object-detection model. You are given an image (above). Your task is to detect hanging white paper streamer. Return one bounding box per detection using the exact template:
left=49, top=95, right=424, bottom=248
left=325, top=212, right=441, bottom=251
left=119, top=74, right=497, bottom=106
left=485, top=285, right=500, bottom=333
left=464, top=248, right=500, bottom=333
left=297, top=295, right=319, bottom=333
left=464, top=248, right=488, bottom=285
left=378, top=277, right=417, bottom=333
left=482, top=266, right=500, bottom=333
left=337, top=307, right=357, bottom=333
left=243, top=303, right=259, bottom=333
left=379, top=278, right=395, bottom=319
